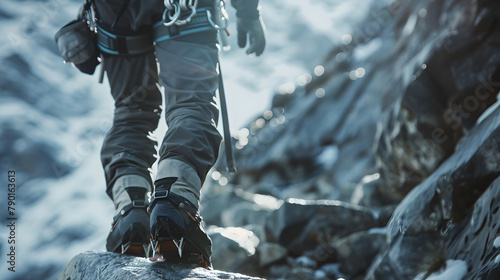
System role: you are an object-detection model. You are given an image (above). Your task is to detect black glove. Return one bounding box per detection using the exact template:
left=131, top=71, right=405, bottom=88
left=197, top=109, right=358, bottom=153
left=236, top=16, right=266, bottom=56
left=231, top=0, right=266, bottom=56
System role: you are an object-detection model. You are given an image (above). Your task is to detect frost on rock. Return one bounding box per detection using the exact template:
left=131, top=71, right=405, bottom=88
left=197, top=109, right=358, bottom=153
left=57, top=251, right=264, bottom=280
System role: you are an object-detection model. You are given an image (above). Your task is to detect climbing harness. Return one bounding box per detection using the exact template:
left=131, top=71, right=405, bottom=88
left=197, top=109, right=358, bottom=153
left=95, top=0, right=230, bottom=53
left=96, top=26, right=154, bottom=55
left=154, top=0, right=229, bottom=45
left=152, top=6, right=214, bottom=43
left=160, top=0, right=228, bottom=29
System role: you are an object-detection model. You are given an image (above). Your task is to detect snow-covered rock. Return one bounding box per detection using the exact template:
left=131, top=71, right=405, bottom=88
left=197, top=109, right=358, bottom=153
left=57, top=251, right=263, bottom=280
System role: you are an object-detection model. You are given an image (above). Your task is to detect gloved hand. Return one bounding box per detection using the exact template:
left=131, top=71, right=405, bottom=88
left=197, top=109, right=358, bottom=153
left=236, top=16, right=266, bottom=56
left=231, top=0, right=266, bottom=56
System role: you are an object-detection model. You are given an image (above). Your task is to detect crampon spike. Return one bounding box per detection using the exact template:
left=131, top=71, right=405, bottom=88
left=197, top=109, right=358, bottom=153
left=121, top=243, right=130, bottom=254
left=172, top=237, right=184, bottom=258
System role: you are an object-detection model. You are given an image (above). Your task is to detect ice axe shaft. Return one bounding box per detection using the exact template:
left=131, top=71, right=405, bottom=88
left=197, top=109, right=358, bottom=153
left=217, top=62, right=237, bottom=173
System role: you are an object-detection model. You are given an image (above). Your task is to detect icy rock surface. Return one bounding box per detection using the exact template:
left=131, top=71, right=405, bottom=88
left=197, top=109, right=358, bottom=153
left=446, top=176, right=500, bottom=280
left=57, top=251, right=264, bottom=280
left=366, top=106, right=500, bottom=279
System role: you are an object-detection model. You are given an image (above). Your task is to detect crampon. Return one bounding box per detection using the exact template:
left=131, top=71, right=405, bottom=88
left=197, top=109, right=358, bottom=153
left=149, top=177, right=212, bottom=269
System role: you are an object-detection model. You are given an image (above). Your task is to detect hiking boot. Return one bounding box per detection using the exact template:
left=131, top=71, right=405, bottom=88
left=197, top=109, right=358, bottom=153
left=106, top=176, right=152, bottom=258
left=106, top=201, right=151, bottom=257
left=148, top=177, right=212, bottom=269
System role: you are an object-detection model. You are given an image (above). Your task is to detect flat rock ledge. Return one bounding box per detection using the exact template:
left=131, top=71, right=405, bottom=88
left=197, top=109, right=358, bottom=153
left=57, top=251, right=264, bottom=280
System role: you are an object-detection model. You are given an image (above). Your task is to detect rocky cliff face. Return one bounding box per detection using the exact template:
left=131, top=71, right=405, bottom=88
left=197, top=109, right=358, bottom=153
left=201, top=0, right=500, bottom=279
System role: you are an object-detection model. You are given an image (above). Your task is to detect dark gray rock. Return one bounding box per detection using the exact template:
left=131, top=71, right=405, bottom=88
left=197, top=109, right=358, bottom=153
left=268, top=264, right=292, bottom=279
left=374, top=88, right=456, bottom=202
left=332, top=230, right=387, bottom=278
left=57, top=251, right=263, bottom=280
left=293, top=255, right=318, bottom=269
left=350, top=174, right=400, bottom=208
left=365, top=106, right=500, bottom=279
left=220, top=201, right=272, bottom=228
left=445, top=176, right=500, bottom=279
left=201, top=184, right=281, bottom=228
left=208, top=227, right=260, bottom=275
left=265, top=199, right=380, bottom=256
left=318, top=263, right=346, bottom=280
left=200, top=183, right=236, bottom=226
left=284, top=267, right=315, bottom=280
left=374, top=0, right=500, bottom=203
left=257, top=242, right=288, bottom=267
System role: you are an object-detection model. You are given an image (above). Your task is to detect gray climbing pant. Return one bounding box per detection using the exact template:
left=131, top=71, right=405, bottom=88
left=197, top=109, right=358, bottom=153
left=95, top=0, right=222, bottom=205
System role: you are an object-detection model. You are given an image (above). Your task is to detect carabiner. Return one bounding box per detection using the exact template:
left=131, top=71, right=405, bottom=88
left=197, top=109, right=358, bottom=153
left=206, top=9, right=229, bottom=30
left=164, top=0, right=175, bottom=11
left=175, top=4, right=197, bottom=25
left=163, top=3, right=181, bottom=26
left=179, top=0, right=187, bottom=10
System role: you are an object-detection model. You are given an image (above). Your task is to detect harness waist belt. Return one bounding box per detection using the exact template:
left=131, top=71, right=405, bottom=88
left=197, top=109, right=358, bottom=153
left=153, top=7, right=214, bottom=43
left=96, top=25, right=154, bottom=55
left=96, top=7, right=215, bottom=55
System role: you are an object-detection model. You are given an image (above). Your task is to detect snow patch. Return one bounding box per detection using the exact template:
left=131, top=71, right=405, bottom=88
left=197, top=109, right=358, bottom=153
left=495, top=255, right=500, bottom=264
left=422, top=259, right=468, bottom=280
left=368, top=227, right=388, bottom=235
left=494, top=236, right=500, bottom=248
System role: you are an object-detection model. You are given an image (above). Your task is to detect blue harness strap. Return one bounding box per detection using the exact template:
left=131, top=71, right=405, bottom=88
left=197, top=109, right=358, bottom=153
left=96, top=7, right=215, bottom=55
left=153, top=7, right=214, bottom=43
left=96, top=25, right=154, bottom=55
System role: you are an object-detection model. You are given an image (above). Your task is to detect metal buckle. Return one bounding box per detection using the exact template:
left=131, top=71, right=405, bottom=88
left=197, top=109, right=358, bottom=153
left=132, top=200, right=146, bottom=208
left=153, top=190, right=169, bottom=200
